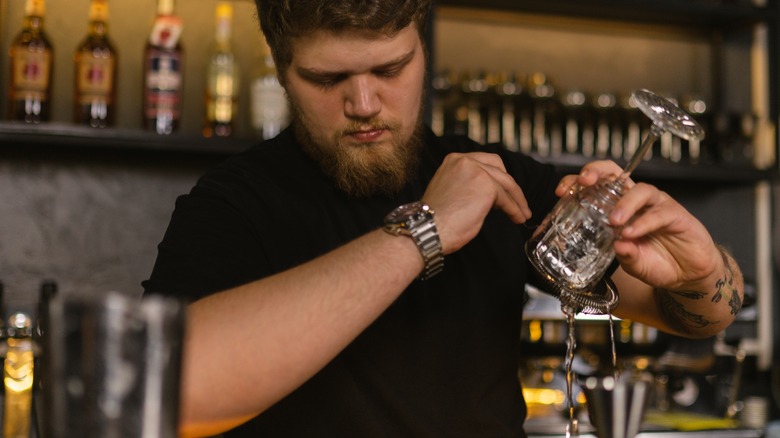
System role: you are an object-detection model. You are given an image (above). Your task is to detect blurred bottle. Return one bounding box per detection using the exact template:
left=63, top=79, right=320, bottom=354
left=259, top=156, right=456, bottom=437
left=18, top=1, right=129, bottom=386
left=74, top=0, right=117, bottom=128
left=142, top=0, right=184, bottom=135
left=430, top=69, right=453, bottom=136
left=681, top=94, right=712, bottom=165
left=592, top=92, right=620, bottom=159
left=461, top=70, right=489, bottom=144
left=495, top=71, right=525, bottom=152
left=561, top=89, right=594, bottom=156
left=251, top=34, right=289, bottom=140
left=446, top=70, right=470, bottom=138
left=4, top=312, right=34, bottom=438
left=619, top=92, right=648, bottom=162
left=482, top=72, right=503, bottom=145
left=203, top=2, right=239, bottom=138
left=8, top=0, right=53, bottom=123
left=528, top=73, right=562, bottom=157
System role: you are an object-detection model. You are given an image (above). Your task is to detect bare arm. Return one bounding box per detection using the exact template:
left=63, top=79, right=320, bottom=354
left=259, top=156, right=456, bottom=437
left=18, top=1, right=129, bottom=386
left=178, top=152, right=532, bottom=437
left=611, top=245, right=743, bottom=338
left=180, top=229, right=422, bottom=437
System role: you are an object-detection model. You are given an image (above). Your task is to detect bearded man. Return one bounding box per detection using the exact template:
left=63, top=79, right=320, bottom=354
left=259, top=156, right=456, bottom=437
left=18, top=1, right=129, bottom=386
left=143, top=1, right=743, bottom=436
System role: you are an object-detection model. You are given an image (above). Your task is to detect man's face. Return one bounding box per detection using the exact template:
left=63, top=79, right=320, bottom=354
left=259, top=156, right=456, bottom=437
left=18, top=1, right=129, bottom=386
left=283, top=24, right=427, bottom=197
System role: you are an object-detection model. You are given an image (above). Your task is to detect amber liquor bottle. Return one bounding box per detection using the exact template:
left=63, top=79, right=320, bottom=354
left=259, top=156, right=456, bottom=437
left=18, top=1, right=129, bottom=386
left=74, top=0, right=117, bottom=128
left=203, top=2, right=239, bottom=137
left=142, top=0, right=184, bottom=135
left=7, top=0, right=54, bottom=123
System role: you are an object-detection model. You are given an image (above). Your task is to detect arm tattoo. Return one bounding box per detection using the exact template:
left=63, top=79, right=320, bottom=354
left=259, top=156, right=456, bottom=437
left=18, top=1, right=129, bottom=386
left=656, top=289, right=716, bottom=334
left=656, top=245, right=742, bottom=334
left=711, top=245, right=742, bottom=316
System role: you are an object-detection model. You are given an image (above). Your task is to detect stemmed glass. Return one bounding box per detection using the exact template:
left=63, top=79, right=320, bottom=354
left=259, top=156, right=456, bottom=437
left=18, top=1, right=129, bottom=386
left=525, top=89, right=705, bottom=315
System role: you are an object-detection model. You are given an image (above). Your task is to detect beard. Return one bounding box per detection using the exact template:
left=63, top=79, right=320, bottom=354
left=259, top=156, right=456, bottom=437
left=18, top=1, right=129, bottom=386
left=291, top=101, right=425, bottom=198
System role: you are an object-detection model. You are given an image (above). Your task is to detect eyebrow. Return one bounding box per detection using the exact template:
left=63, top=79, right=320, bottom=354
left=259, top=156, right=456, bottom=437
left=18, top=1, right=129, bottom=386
left=295, top=47, right=417, bottom=81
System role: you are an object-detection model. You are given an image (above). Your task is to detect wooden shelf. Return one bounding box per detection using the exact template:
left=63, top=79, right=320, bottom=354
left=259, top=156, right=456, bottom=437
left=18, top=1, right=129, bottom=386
left=0, top=122, right=773, bottom=183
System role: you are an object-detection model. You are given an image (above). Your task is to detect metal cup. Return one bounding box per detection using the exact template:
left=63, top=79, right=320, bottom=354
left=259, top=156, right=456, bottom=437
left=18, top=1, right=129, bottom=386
left=582, top=374, right=651, bottom=438
left=40, top=291, right=185, bottom=438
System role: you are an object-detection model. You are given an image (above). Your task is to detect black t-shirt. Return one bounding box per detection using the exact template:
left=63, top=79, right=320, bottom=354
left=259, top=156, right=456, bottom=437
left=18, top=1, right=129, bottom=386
left=143, top=127, right=561, bottom=437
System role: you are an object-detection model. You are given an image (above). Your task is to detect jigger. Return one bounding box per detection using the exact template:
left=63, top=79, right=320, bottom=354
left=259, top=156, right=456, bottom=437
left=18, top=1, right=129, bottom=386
left=583, top=374, right=651, bottom=438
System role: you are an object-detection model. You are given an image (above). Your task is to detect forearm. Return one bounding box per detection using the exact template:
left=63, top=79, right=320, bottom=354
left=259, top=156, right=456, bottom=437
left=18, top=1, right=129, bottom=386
left=179, top=229, right=422, bottom=436
left=613, top=245, right=744, bottom=339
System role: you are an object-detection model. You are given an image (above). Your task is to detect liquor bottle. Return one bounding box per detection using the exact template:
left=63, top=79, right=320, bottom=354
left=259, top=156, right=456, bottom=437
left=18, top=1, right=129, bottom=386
left=143, top=0, right=184, bottom=135
left=7, top=0, right=54, bottom=123
left=430, top=69, right=453, bottom=136
left=251, top=35, right=289, bottom=140
left=528, top=73, right=562, bottom=157
left=592, top=92, right=621, bottom=159
left=4, top=312, right=34, bottom=438
left=461, top=69, right=488, bottom=144
left=74, top=0, right=117, bottom=128
left=561, top=89, right=593, bottom=156
left=203, top=2, right=239, bottom=138
left=494, top=71, right=524, bottom=151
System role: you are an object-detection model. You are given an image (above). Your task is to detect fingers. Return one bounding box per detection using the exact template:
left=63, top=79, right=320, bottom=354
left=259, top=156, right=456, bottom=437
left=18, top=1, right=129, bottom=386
left=444, top=153, right=533, bottom=222
left=555, top=160, right=634, bottom=197
left=471, top=156, right=533, bottom=222
left=609, top=183, right=694, bottom=241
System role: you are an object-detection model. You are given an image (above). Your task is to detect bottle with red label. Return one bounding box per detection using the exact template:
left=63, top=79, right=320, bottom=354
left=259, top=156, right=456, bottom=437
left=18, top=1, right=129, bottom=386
left=74, top=0, right=117, bottom=128
left=7, top=0, right=54, bottom=123
left=142, top=0, right=184, bottom=135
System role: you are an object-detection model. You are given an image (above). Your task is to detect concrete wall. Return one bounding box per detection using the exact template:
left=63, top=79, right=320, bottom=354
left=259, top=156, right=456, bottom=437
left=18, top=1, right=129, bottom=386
left=0, top=150, right=214, bottom=315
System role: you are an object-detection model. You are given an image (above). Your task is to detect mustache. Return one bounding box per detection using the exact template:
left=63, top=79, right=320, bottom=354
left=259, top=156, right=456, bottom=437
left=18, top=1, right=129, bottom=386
left=338, top=119, right=396, bottom=136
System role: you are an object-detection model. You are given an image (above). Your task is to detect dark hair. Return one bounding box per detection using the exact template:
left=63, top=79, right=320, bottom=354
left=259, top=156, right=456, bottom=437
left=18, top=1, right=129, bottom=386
left=256, top=0, right=432, bottom=76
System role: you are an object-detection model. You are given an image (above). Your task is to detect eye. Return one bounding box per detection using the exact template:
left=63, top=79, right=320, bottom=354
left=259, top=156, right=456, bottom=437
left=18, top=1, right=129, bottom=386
left=374, top=67, right=402, bottom=79
left=310, top=74, right=346, bottom=90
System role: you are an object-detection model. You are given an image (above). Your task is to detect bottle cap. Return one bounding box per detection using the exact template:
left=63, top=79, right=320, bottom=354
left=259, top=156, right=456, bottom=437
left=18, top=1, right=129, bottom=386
left=158, top=0, right=175, bottom=16
left=25, top=0, right=46, bottom=17
left=89, top=0, right=109, bottom=22
left=216, top=2, right=233, bottom=19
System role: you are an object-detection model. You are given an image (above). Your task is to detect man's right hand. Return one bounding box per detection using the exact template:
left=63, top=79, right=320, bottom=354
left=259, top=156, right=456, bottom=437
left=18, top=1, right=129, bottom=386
left=422, top=152, right=532, bottom=255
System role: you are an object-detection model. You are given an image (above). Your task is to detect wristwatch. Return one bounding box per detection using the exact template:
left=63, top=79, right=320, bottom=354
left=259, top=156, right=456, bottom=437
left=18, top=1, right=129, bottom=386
left=383, top=201, right=444, bottom=280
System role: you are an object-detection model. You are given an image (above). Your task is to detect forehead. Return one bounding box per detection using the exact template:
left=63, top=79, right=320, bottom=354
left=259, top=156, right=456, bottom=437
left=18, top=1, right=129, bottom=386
left=289, top=24, right=421, bottom=72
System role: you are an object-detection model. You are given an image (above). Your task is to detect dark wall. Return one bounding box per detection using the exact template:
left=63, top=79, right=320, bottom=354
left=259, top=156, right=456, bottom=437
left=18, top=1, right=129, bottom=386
left=0, top=150, right=216, bottom=315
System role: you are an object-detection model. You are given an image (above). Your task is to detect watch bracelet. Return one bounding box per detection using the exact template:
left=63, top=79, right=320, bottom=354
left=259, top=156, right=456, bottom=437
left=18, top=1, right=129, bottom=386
left=411, top=219, right=444, bottom=280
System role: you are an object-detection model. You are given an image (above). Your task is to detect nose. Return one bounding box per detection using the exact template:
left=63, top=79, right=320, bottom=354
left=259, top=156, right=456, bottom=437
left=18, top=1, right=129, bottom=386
left=344, top=75, right=381, bottom=119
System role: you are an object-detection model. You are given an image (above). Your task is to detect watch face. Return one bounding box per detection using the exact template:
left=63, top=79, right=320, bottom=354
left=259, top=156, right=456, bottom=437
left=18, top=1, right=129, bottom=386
left=386, top=201, right=428, bottom=224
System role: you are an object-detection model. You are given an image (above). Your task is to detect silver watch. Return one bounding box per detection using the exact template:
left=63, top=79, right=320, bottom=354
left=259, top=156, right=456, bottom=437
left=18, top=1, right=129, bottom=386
left=383, top=201, right=444, bottom=280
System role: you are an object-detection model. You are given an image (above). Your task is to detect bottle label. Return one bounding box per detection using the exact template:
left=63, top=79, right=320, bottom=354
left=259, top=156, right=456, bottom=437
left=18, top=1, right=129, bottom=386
left=76, top=55, right=114, bottom=103
left=10, top=47, right=51, bottom=100
left=149, top=16, right=182, bottom=49
left=144, top=48, right=183, bottom=118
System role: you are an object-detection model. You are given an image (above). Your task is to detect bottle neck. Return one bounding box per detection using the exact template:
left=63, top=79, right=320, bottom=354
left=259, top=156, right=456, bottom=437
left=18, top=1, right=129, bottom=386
left=158, top=0, right=175, bottom=16
left=88, top=0, right=109, bottom=35
left=24, top=15, right=44, bottom=31
left=88, top=20, right=108, bottom=37
left=215, top=21, right=231, bottom=45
